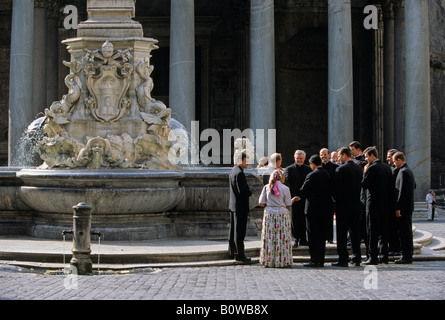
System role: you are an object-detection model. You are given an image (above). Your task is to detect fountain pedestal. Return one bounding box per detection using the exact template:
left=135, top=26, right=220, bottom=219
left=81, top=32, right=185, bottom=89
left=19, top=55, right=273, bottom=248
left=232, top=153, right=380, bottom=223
left=77, top=0, right=143, bottom=38
left=38, top=0, right=175, bottom=170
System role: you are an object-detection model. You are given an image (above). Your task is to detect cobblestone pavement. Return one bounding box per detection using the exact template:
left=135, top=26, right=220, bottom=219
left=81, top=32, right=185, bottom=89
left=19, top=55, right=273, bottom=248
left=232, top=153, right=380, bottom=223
left=1, top=260, right=444, bottom=301
left=0, top=216, right=444, bottom=304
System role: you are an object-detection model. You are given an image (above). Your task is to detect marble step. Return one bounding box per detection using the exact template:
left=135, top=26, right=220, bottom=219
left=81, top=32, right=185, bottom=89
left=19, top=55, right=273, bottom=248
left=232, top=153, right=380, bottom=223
left=413, top=228, right=445, bottom=251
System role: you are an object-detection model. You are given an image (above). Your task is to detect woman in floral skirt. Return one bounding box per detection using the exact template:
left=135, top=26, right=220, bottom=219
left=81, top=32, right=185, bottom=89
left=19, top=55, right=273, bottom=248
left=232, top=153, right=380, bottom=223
left=258, top=170, right=299, bottom=268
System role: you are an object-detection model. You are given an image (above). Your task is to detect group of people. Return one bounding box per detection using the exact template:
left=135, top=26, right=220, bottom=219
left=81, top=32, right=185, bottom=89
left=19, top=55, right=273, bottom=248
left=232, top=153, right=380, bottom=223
left=426, top=189, right=439, bottom=221
left=228, top=141, right=417, bottom=268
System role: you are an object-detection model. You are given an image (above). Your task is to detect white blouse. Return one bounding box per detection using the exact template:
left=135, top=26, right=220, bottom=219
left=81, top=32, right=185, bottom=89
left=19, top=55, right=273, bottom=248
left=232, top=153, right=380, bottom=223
left=259, top=181, right=292, bottom=213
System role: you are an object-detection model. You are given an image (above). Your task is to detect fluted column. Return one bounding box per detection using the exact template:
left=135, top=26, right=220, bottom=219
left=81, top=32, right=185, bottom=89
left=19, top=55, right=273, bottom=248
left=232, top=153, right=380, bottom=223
left=169, top=0, right=195, bottom=135
left=383, top=0, right=395, bottom=152
left=9, top=0, right=35, bottom=166
left=249, top=0, right=276, bottom=161
left=404, top=0, right=431, bottom=200
left=46, top=1, right=60, bottom=105
left=33, top=0, right=48, bottom=116
left=373, top=6, right=385, bottom=155
left=393, top=0, right=405, bottom=151
left=328, top=0, right=354, bottom=151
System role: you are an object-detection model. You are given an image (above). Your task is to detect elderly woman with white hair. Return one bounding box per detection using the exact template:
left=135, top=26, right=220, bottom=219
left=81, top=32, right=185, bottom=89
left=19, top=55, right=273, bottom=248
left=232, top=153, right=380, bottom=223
left=258, top=169, right=299, bottom=267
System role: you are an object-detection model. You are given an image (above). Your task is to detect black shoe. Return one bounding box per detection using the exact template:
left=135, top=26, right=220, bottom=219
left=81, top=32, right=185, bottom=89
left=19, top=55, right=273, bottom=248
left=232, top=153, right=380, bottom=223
left=331, top=261, right=348, bottom=267
left=303, top=262, right=324, bottom=268
left=363, top=258, right=378, bottom=265
left=293, top=240, right=299, bottom=248
left=299, top=240, right=309, bottom=246
left=349, top=260, right=361, bottom=266
left=379, top=256, right=389, bottom=264
left=235, top=256, right=252, bottom=263
left=395, top=258, right=412, bottom=264
left=228, top=243, right=236, bottom=259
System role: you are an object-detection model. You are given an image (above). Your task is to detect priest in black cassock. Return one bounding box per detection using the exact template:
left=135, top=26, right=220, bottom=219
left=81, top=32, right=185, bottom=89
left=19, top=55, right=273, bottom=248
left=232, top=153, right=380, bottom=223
left=284, top=150, right=312, bottom=247
left=299, top=154, right=333, bottom=267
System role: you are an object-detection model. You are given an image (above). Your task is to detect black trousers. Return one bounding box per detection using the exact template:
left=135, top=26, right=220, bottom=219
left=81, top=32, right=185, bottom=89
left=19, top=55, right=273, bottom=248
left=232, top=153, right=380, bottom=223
left=291, top=202, right=307, bottom=243
left=336, top=211, right=361, bottom=263
left=306, top=214, right=327, bottom=264
left=229, top=210, right=248, bottom=258
left=359, top=202, right=367, bottom=243
left=366, top=211, right=388, bottom=261
left=325, top=210, right=334, bottom=242
left=388, top=211, right=401, bottom=252
left=397, top=210, right=413, bottom=261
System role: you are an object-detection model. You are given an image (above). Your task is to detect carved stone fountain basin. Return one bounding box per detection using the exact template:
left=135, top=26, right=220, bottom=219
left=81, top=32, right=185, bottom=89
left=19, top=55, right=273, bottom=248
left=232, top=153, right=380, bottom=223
left=17, top=169, right=185, bottom=215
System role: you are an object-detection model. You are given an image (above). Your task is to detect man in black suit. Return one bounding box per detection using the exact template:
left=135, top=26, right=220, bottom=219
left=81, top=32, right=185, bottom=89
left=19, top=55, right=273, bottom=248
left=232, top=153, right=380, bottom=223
left=386, top=149, right=401, bottom=256
left=300, top=154, right=333, bottom=267
left=361, top=146, right=393, bottom=265
left=229, top=150, right=252, bottom=262
left=284, top=150, right=312, bottom=247
left=393, top=152, right=416, bottom=264
left=320, top=148, right=338, bottom=244
left=349, top=141, right=367, bottom=245
left=349, top=141, right=367, bottom=168
left=332, top=147, right=363, bottom=267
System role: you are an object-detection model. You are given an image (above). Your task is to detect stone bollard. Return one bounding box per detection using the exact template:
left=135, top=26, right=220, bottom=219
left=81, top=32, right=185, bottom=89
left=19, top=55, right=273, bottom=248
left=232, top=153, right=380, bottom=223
left=70, top=202, right=93, bottom=275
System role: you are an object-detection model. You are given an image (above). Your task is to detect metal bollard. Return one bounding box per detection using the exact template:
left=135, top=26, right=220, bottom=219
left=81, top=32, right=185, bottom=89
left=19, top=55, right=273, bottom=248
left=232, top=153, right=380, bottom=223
left=70, top=202, right=93, bottom=275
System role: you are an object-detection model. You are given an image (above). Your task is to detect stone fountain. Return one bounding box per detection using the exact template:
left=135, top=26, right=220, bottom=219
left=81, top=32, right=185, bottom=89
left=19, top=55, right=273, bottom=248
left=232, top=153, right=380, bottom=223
left=40, top=0, right=176, bottom=171
left=0, top=0, right=263, bottom=242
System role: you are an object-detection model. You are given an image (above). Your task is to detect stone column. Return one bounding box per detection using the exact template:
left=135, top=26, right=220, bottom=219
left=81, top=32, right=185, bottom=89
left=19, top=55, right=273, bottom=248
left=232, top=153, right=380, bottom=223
left=33, top=1, right=48, bottom=116
left=404, top=0, right=431, bottom=200
left=8, top=0, right=35, bottom=166
left=249, top=0, right=276, bottom=161
left=383, top=1, right=395, bottom=152
left=393, top=0, right=405, bottom=151
left=46, top=1, right=60, bottom=105
left=169, top=0, right=195, bottom=135
left=373, top=5, right=385, bottom=155
left=327, top=0, right=354, bottom=151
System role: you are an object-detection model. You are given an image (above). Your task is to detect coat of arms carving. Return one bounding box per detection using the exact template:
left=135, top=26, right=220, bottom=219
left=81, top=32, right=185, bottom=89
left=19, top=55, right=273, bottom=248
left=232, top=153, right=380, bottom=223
left=84, top=41, right=133, bottom=123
